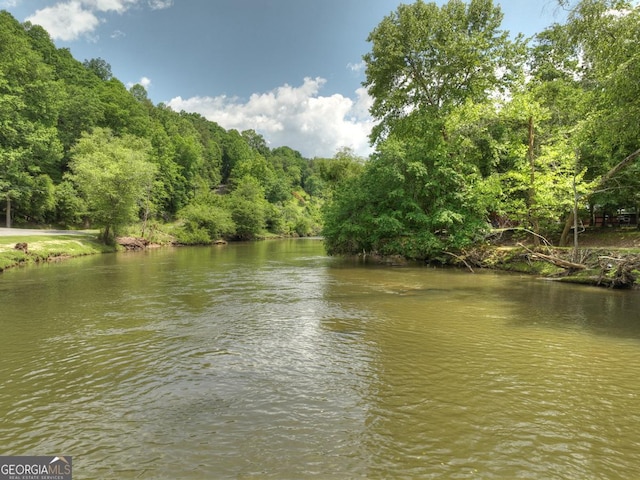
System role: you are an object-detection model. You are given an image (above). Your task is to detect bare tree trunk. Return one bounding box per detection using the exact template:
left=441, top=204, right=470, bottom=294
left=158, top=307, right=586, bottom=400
left=528, top=116, right=539, bottom=246
left=572, top=170, right=579, bottom=262
left=5, top=193, right=11, bottom=228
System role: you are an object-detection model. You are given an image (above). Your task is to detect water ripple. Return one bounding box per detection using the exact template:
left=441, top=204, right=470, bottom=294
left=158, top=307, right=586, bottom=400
left=2, top=243, right=640, bottom=478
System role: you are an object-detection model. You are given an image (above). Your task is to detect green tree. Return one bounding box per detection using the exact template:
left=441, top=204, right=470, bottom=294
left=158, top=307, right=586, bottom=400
left=0, top=11, right=63, bottom=226
left=325, top=0, right=519, bottom=258
left=221, top=129, right=253, bottom=183
left=242, top=129, right=270, bottom=157
left=54, top=180, right=85, bottom=227
left=68, top=128, right=157, bottom=241
left=83, top=57, right=112, bottom=81
left=364, top=0, right=523, bottom=143
left=229, top=176, right=267, bottom=240
left=565, top=1, right=640, bottom=198
left=177, top=189, right=235, bottom=243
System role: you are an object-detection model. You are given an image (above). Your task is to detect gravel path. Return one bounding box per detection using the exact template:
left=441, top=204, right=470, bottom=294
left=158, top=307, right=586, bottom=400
left=0, top=228, right=96, bottom=237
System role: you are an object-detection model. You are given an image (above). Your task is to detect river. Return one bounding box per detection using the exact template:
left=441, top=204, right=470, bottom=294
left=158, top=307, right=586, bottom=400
left=1, top=239, right=640, bottom=478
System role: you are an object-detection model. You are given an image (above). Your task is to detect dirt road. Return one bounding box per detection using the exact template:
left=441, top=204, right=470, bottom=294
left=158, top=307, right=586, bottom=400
left=0, top=228, right=96, bottom=237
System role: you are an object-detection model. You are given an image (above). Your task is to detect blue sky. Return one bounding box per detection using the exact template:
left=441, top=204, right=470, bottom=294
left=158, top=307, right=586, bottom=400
left=1, top=0, right=566, bottom=157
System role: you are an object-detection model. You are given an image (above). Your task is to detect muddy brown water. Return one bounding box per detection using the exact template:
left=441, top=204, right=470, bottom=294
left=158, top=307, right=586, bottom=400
left=1, top=239, right=640, bottom=478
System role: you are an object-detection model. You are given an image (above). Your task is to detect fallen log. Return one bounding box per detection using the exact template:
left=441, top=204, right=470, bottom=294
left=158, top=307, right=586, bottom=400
left=518, top=243, right=587, bottom=270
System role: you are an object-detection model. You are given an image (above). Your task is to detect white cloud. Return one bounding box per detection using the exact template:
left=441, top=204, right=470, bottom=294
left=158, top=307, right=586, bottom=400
left=0, top=0, right=21, bottom=7
left=167, top=77, right=376, bottom=159
left=347, top=61, right=366, bottom=73
left=26, top=2, right=100, bottom=42
left=82, top=0, right=135, bottom=12
left=148, top=0, right=172, bottom=10
left=126, top=76, right=152, bottom=89
left=24, top=0, right=172, bottom=41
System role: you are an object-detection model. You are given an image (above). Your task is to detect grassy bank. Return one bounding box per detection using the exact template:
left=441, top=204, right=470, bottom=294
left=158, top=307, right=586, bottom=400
left=0, top=233, right=116, bottom=272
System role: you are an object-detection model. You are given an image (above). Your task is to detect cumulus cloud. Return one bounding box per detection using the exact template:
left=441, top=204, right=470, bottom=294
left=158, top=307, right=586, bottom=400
left=139, top=76, right=152, bottom=88
left=167, top=77, right=376, bottom=159
left=126, top=76, right=152, bottom=89
left=24, top=0, right=172, bottom=41
left=26, top=2, right=100, bottom=42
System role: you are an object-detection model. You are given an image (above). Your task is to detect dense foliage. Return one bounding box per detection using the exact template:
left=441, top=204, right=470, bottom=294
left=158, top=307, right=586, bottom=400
left=323, top=0, right=640, bottom=259
left=3, top=1, right=639, bottom=256
left=0, top=10, right=353, bottom=242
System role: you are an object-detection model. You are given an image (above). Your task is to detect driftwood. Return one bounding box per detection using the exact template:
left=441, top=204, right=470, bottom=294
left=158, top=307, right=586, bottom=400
left=487, top=227, right=553, bottom=247
left=444, top=251, right=475, bottom=273
left=518, top=243, right=587, bottom=270
left=597, top=254, right=640, bottom=288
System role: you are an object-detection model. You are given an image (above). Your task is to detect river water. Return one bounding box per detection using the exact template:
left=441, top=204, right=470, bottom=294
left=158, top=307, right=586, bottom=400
left=1, top=239, right=640, bottom=478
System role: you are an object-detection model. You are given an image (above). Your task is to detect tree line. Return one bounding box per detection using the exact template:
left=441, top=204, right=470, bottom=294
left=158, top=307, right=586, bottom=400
left=323, top=0, right=640, bottom=259
left=3, top=1, right=639, bottom=256
left=0, top=10, right=361, bottom=243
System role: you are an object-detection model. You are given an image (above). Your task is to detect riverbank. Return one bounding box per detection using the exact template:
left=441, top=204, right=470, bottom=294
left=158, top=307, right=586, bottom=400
left=0, top=229, right=115, bottom=272
left=450, top=228, right=640, bottom=289
left=3, top=226, right=640, bottom=289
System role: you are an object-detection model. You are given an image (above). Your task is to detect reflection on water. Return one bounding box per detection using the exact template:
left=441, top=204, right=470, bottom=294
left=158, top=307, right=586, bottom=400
left=1, top=240, right=640, bottom=478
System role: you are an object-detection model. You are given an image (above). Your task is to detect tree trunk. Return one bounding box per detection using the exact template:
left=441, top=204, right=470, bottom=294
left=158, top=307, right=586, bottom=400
left=528, top=116, right=539, bottom=246
left=5, top=193, right=11, bottom=228
left=102, top=225, right=111, bottom=243
left=559, top=211, right=574, bottom=247
left=572, top=170, right=579, bottom=262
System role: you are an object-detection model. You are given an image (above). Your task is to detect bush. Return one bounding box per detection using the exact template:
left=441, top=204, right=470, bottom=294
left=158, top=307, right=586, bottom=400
left=174, top=226, right=213, bottom=245
left=231, top=199, right=265, bottom=240
left=178, top=201, right=235, bottom=241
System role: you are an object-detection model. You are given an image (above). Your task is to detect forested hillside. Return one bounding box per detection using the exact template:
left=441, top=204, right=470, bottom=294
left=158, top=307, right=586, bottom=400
left=0, top=10, right=361, bottom=243
left=323, top=0, right=640, bottom=259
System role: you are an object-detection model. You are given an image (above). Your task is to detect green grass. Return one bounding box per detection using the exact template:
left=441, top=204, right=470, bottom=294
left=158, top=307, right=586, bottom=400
left=0, top=234, right=115, bottom=272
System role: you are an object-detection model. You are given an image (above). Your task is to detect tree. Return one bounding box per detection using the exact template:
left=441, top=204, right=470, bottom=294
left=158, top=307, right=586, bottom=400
left=177, top=190, right=235, bottom=243
left=83, top=57, right=112, bottom=81
left=228, top=176, right=267, bottom=240
left=524, top=1, right=640, bottom=244
left=242, top=129, right=270, bottom=156
left=0, top=11, right=63, bottom=226
left=68, top=128, right=157, bottom=241
left=566, top=1, right=640, bottom=194
left=221, top=129, right=253, bottom=183
left=364, top=0, right=523, bottom=144
left=324, top=0, right=519, bottom=258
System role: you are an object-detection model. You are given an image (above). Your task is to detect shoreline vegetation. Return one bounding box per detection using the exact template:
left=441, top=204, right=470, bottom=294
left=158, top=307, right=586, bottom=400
left=366, top=228, right=640, bottom=289
left=0, top=231, right=114, bottom=272
left=2, top=226, right=640, bottom=290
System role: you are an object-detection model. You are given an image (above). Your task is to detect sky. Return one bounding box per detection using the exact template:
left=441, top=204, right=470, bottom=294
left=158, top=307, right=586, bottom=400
left=1, top=0, right=567, bottom=158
